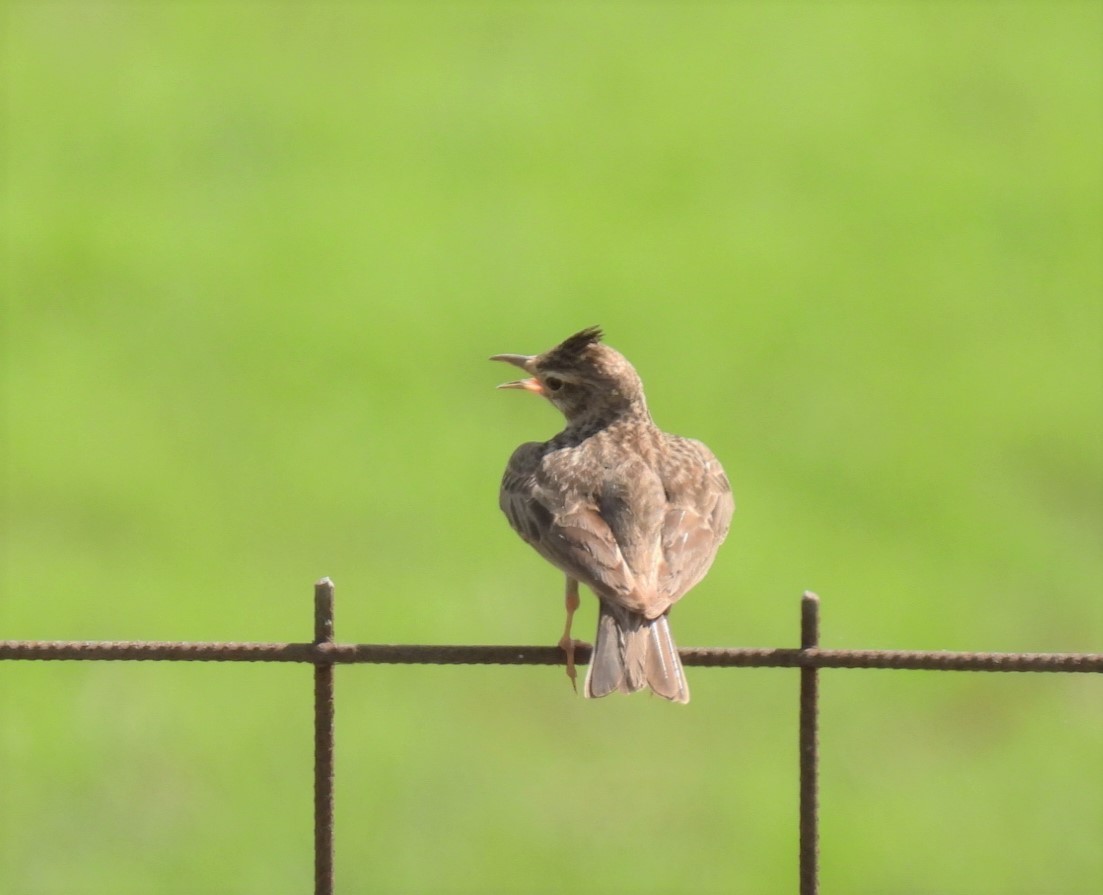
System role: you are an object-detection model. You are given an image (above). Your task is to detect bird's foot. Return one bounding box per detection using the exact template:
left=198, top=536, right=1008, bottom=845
left=558, top=635, right=579, bottom=692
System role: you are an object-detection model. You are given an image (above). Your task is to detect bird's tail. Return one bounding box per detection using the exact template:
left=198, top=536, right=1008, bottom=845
left=583, top=603, right=689, bottom=703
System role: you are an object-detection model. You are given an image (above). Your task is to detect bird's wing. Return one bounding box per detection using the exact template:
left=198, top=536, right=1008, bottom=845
left=655, top=436, right=735, bottom=604
left=499, top=442, right=655, bottom=615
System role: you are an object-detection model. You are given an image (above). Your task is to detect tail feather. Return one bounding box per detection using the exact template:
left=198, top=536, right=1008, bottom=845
left=585, top=607, right=628, bottom=698
left=644, top=614, right=689, bottom=702
left=583, top=604, right=689, bottom=703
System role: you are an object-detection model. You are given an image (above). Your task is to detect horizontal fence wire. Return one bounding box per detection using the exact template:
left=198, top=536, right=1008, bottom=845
left=2, top=640, right=1101, bottom=672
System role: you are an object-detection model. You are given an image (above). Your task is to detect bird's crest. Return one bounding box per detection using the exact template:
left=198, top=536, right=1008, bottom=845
left=544, top=326, right=604, bottom=366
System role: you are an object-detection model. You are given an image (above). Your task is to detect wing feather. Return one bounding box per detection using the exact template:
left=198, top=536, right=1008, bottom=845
left=655, top=437, right=735, bottom=604
left=500, top=431, right=733, bottom=618
left=500, top=442, right=649, bottom=613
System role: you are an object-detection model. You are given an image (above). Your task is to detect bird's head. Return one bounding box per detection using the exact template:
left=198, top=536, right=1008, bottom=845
left=491, top=326, right=649, bottom=426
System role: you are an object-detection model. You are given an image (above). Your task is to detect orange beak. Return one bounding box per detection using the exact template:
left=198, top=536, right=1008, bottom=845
left=490, top=354, right=545, bottom=395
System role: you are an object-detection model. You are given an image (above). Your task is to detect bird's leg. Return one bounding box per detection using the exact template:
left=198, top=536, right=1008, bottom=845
left=559, top=576, right=581, bottom=691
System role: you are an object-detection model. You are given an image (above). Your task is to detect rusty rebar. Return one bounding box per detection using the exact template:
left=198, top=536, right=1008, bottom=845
left=2, top=640, right=1099, bottom=672
left=799, top=592, right=820, bottom=895
left=314, top=578, right=335, bottom=895
left=3, top=586, right=1100, bottom=895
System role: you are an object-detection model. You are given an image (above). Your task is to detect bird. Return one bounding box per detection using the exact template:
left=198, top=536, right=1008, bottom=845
left=491, top=326, right=734, bottom=703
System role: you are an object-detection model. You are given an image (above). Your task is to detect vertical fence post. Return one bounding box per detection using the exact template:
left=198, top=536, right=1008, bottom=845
left=314, top=578, right=336, bottom=895
left=799, top=592, right=820, bottom=895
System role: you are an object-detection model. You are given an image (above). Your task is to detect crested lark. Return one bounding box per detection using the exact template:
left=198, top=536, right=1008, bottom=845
left=492, top=327, right=734, bottom=703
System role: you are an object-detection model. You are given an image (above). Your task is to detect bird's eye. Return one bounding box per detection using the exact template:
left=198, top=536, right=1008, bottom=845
left=544, top=376, right=564, bottom=391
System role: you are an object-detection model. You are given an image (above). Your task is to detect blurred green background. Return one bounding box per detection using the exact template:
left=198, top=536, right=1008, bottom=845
left=3, top=2, right=1101, bottom=892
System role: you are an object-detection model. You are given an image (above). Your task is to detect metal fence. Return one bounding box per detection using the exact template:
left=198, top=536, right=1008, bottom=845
left=2, top=578, right=1100, bottom=895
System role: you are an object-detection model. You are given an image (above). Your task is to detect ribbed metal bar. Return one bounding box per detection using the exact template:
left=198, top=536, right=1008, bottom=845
left=1, top=640, right=1099, bottom=672
left=2, top=585, right=1100, bottom=895
left=799, top=592, right=821, bottom=895
left=313, top=579, right=335, bottom=895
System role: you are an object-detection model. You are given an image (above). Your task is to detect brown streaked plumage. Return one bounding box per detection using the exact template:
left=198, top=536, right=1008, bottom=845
left=491, top=326, right=734, bottom=703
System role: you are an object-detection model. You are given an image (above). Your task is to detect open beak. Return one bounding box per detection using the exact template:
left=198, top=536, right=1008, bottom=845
left=490, top=353, right=545, bottom=394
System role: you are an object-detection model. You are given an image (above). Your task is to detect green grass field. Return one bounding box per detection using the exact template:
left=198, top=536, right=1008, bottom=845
left=4, top=3, right=1101, bottom=892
